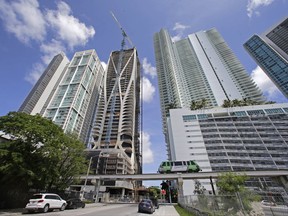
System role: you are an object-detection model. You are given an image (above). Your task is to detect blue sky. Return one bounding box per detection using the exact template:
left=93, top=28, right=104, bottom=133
left=0, top=0, right=287, bottom=186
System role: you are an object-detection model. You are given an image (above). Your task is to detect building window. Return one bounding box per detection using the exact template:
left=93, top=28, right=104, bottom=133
left=183, top=115, right=196, bottom=122
left=282, top=108, right=288, bottom=113
left=197, top=114, right=208, bottom=119
left=231, top=111, right=247, bottom=117
left=247, top=109, right=265, bottom=116
left=265, top=108, right=284, bottom=114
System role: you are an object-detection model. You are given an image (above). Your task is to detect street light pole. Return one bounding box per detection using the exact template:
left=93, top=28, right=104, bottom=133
left=80, top=156, right=93, bottom=200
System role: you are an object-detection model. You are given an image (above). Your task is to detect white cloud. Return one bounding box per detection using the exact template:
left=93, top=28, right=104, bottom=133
left=24, top=62, right=45, bottom=84
left=0, top=0, right=96, bottom=85
left=171, top=22, right=190, bottom=42
left=251, top=66, right=281, bottom=100
left=142, top=58, right=157, bottom=78
left=40, top=39, right=66, bottom=64
left=141, top=131, right=154, bottom=164
left=0, top=0, right=46, bottom=44
left=173, top=22, right=189, bottom=31
left=171, top=35, right=182, bottom=43
left=247, top=0, right=274, bottom=18
left=45, top=1, right=95, bottom=49
left=141, top=77, right=156, bottom=103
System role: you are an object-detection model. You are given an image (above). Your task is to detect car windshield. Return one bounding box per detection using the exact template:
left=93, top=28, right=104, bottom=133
left=141, top=199, right=152, bottom=204
left=31, top=194, right=43, bottom=199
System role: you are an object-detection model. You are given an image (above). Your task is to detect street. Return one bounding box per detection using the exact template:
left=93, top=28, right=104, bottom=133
left=1, top=203, right=180, bottom=216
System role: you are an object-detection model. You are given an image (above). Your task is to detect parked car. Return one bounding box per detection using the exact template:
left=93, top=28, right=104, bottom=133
left=25, top=193, right=66, bottom=213
left=138, top=199, right=155, bottom=214
left=150, top=197, right=159, bottom=209
left=66, top=198, right=85, bottom=209
left=261, top=200, right=276, bottom=206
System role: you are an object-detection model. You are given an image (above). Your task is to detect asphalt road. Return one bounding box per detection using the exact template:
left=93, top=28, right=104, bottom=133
left=0, top=203, right=180, bottom=216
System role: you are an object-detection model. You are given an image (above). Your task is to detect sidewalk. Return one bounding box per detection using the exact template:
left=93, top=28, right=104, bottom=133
left=156, top=205, right=180, bottom=216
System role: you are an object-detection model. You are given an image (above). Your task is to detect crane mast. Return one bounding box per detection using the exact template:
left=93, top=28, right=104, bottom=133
left=110, top=11, right=134, bottom=49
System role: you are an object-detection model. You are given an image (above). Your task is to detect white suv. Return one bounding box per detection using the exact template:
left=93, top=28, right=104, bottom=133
left=25, top=193, right=66, bottom=213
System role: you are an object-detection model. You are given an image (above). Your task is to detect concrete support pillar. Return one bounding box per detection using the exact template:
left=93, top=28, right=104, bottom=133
left=177, top=177, right=184, bottom=203
left=121, top=188, right=125, bottom=198
left=94, top=178, right=101, bottom=203
left=277, top=176, right=288, bottom=191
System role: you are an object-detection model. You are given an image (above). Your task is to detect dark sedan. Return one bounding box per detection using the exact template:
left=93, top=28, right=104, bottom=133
left=66, top=198, right=85, bottom=209
left=138, top=199, right=155, bottom=214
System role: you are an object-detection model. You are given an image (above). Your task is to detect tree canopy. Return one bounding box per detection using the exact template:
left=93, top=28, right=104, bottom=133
left=216, top=172, right=260, bottom=215
left=216, top=172, right=248, bottom=195
left=0, top=112, right=87, bottom=195
left=221, top=98, right=275, bottom=108
left=190, top=98, right=208, bottom=110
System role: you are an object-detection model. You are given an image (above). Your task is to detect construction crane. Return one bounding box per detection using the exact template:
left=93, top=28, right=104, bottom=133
left=110, top=11, right=134, bottom=49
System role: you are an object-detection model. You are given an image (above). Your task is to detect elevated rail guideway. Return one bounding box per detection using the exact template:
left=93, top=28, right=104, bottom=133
left=80, top=170, right=288, bottom=199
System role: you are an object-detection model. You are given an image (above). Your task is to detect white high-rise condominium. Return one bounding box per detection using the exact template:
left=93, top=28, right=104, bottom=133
left=19, top=50, right=105, bottom=144
left=154, top=28, right=264, bottom=158
left=19, top=53, right=69, bottom=115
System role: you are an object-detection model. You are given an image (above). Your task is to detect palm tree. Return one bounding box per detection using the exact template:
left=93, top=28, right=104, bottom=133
left=200, top=98, right=208, bottom=109
left=232, top=99, right=241, bottom=107
left=222, top=99, right=232, bottom=108
left=166, top=102, right=177, bottom=116
left=265, top=101, right=276, bottom=104
left=190, top=100, right=198, bottom=110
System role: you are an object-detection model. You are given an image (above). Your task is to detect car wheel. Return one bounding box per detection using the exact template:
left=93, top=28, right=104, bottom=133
left=82, top=203, right=85, bottom=208
left=60, top=204, right=66, bottom=211
left=27, top=210, right=34, bottom=213
left=43, top=204, right=49, bottom=213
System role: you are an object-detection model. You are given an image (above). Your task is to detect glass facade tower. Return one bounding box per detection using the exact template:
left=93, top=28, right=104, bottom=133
left=43, top=50, right=104, bottom=143
left=244, top=17, right=288, bottom=98
left=20, top=50, right=104, bottom=144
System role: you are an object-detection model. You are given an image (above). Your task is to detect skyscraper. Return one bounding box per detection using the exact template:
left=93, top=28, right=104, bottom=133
left=154, top=28, right=264, bottom=158
left=19, top=49, right=105, bottom=143
left=84, top=48, right=141, bottom=197
left=90, top=48, right=141, bottom=175
left=244, top=17, right=288, bottom=98
left=19, top=53, right=69, bottom=115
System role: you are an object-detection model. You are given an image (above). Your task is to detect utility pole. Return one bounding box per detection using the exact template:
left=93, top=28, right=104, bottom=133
left=80, top=156, right=93, bottom=200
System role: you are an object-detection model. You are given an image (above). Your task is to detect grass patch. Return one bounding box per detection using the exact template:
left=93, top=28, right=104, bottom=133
left=174, top=204, right=196, bottom=216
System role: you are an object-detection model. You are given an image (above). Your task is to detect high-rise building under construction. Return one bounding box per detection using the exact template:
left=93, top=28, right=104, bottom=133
left=90, top=48, right=141, bottom=175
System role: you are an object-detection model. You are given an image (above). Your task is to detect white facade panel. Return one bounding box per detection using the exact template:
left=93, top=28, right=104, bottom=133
left=31, top=55, right=69, bottom=115
left=168, top=104, right=288, bottom=195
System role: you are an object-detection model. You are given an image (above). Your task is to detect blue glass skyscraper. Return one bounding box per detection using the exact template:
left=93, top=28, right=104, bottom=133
left=244, top=17, right=288, bottom=98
